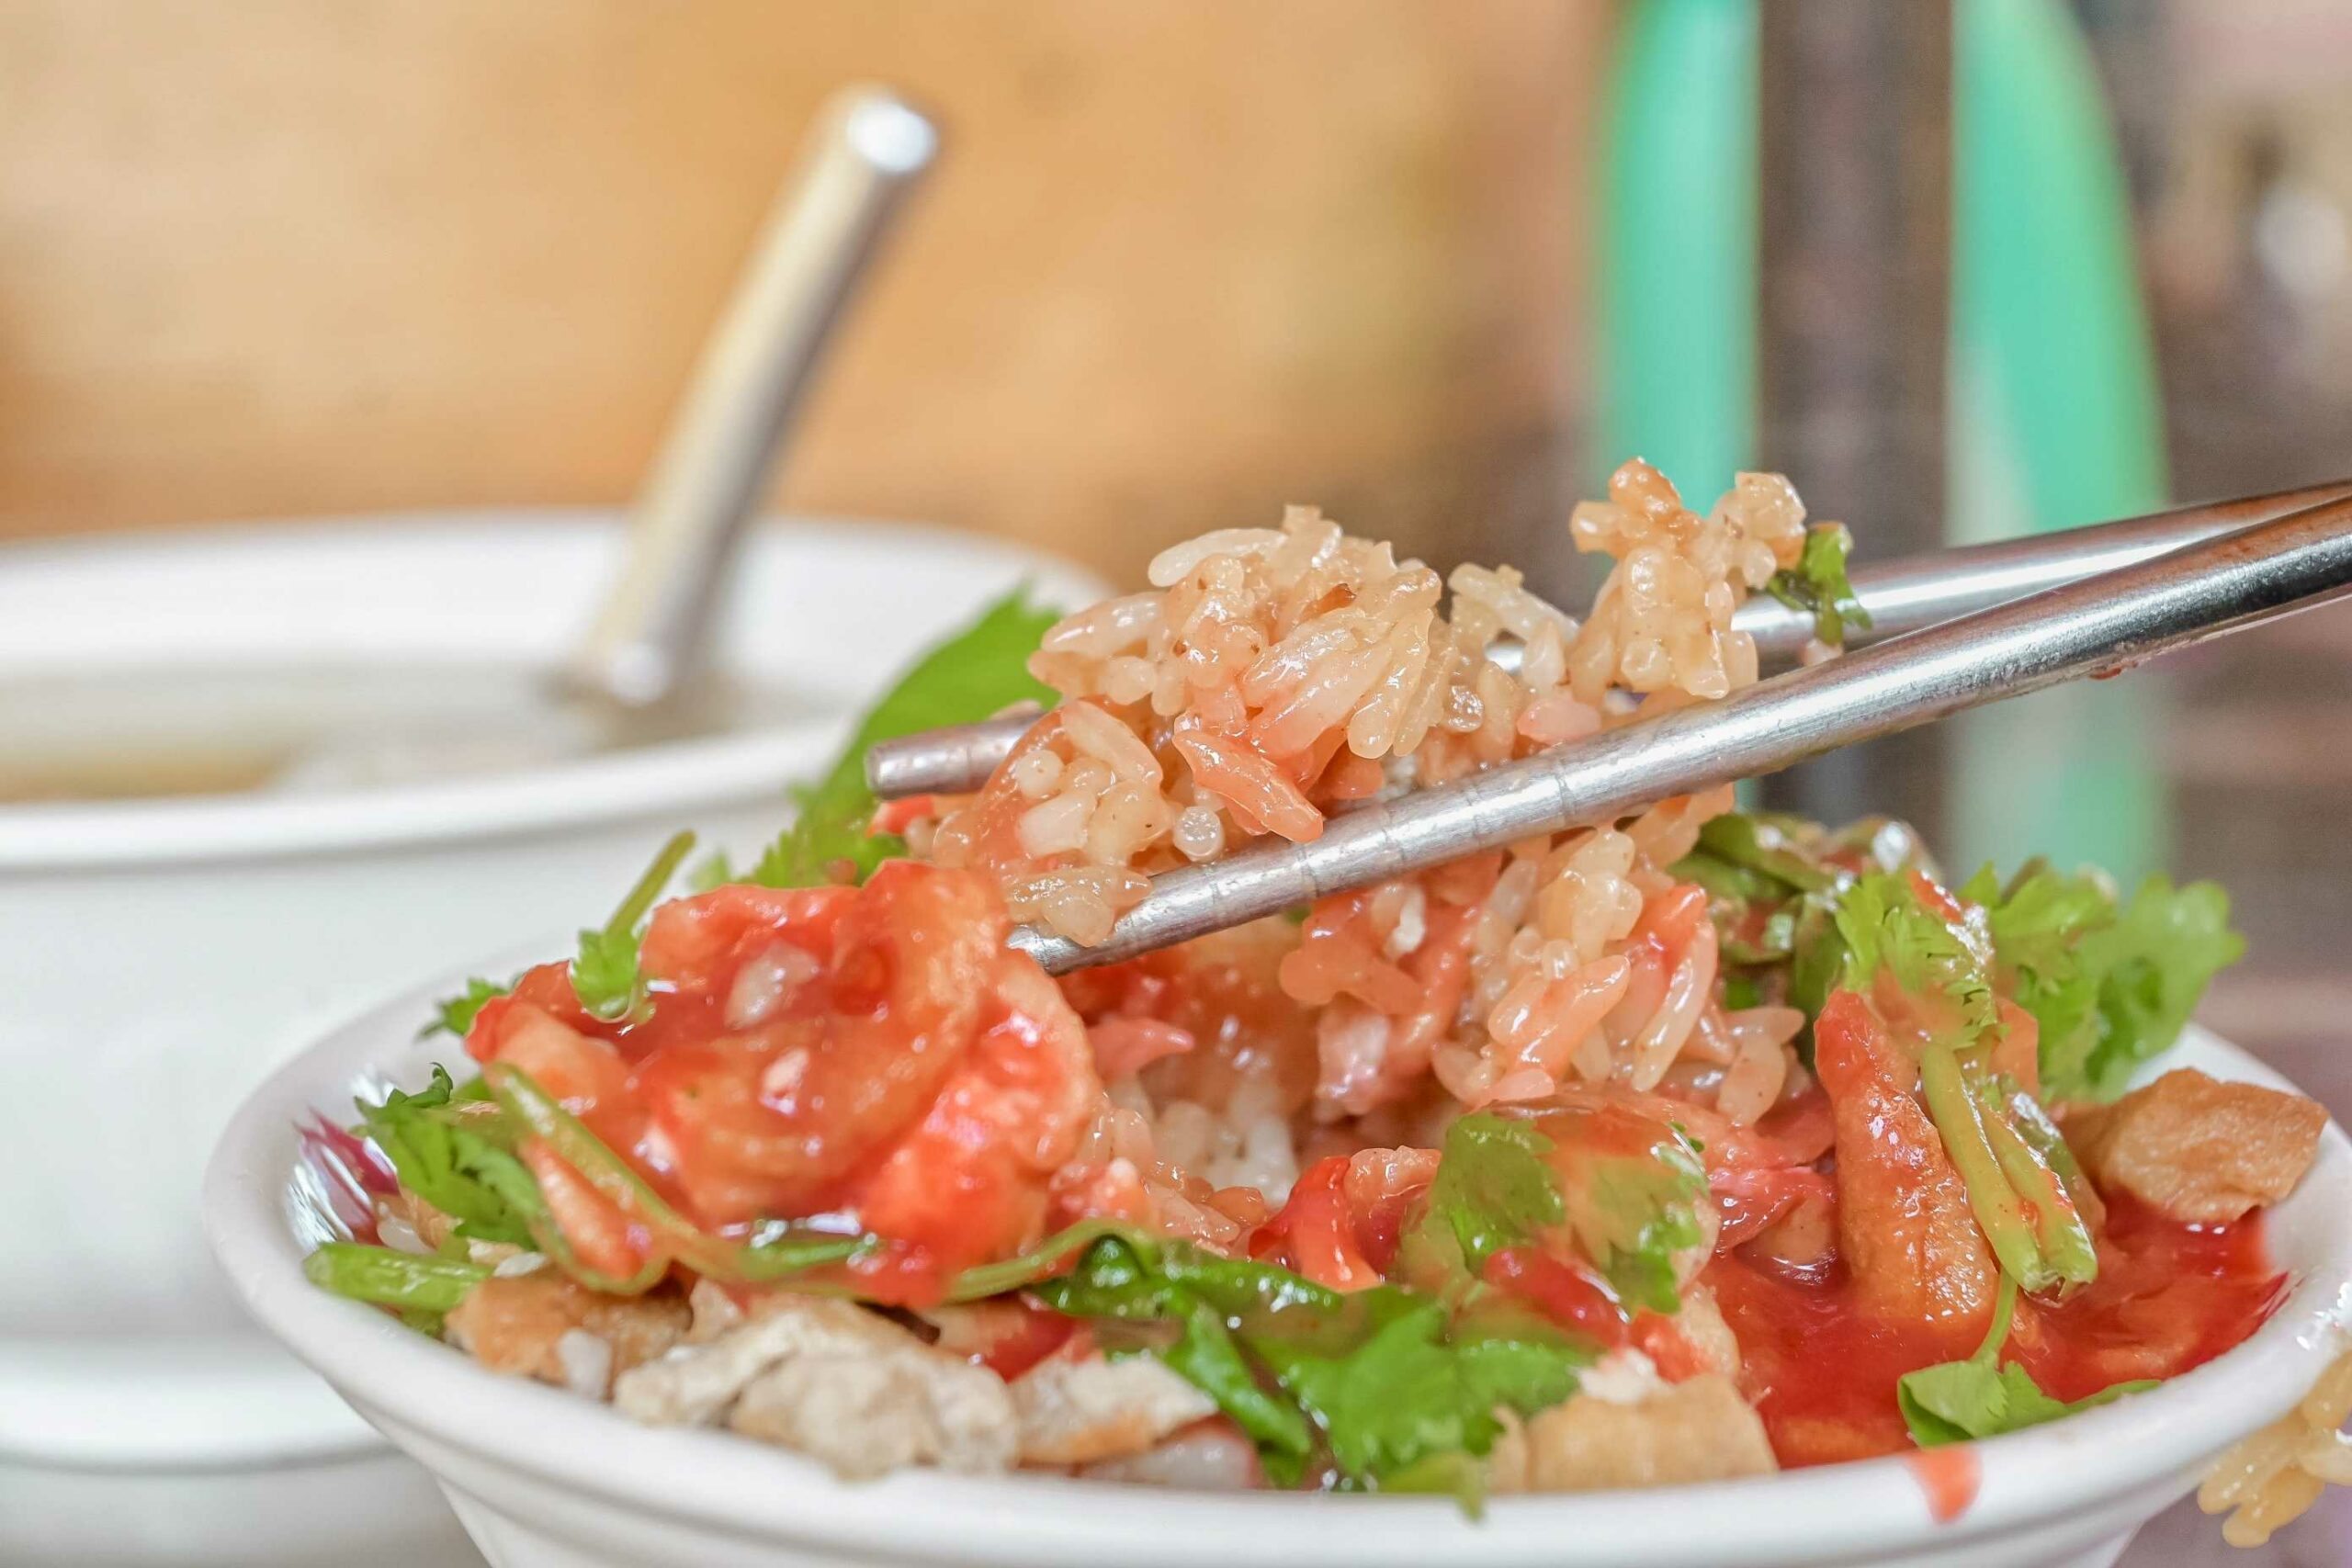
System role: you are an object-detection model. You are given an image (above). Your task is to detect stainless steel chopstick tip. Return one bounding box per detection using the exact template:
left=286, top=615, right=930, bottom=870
left=863, top=479, right=2352, bottom=803
left=1007, top=493, right=2352, bottom=974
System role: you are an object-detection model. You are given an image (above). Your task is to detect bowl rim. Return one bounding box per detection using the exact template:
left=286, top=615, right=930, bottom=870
left=205, top=965, right=2352, bottom=1567
left=0, top=513, right=1102, bottom=871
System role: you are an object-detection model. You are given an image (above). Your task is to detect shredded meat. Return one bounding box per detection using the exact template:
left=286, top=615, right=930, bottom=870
left=2066, top=1069, right=2326, bottom=1224
left=613, top=1293, right=1016, bottom=1476
left=1487, top=1371, right=1777, bottom=1492
left=443, top=1276, right=690, bottom=1394
left=1011, top=1348, right=1217, bottom=1465
left=728, top=1349, right=1015, bottom=1479
left=1079, top=1420, right=1264, bottom=1488
left=684, top=1277, right=746, bottom=1344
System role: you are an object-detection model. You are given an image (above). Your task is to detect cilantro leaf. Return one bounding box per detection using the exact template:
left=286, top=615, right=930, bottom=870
left=1898, top=1359, right=2155, bottom=1447
left=2068, top=875, right=2245, bottom=1101
left=1413, top=1112, right=1566, bottom=1279
left=1166, top=1296, right=1320, bottom=1481
left=1251, top=1292, right=1585, bottom=1492
left=1032, top=1235, right=1318, bottom=1480
left=570, top=928, right=643, bottom=1021
left=1895, top=1271, right=2154, bottom=1446
left=355, top=1066, right=544, bottom=1247
left=1404, top=1109, right=1707, bottom=1317
left=1555, top=1129, right=1710, bottom=1315
left=571, top=829, right=696, bottom=1021
left=1832, top=871, right=1996, bottom=1035
left=417, top=976, right=510, bottom=1042
left=1962, top=860, right=2113, bottom=1089
left=1962, top=863, right=2244, bottom=1103
left=1965, top=860, right=2116, bottom=984
left=1764, top=522, right=1871, bottom=648
left=747, top=587, right=1061, bottom=889
left=1033, top=1232, right=1588, bottom=1497
left=1674, top=812, right=1934, bottom=1058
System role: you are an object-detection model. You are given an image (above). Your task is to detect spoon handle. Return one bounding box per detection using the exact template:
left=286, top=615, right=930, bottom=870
left=569, top=86, right=938, bottom=709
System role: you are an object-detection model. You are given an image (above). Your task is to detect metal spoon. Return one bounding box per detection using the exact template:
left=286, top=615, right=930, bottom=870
left=266, top=87, right=937, bottom=793
left=566, top=85, right=939, bottom=716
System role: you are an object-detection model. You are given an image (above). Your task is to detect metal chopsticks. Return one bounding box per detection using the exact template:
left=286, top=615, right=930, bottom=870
left=865, top=479, right=2352, bottom=801
left=996, top=491, right=2352, bottom=974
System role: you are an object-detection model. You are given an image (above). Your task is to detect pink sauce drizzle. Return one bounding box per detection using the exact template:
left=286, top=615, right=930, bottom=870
left=1905, top=1449, right=1982, bottom=1525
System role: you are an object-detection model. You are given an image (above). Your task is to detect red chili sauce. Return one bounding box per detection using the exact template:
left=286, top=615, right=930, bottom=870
left=1704, top=1192, right=2289, bottom=1468
left=1905, top=1449, right=1981, bottom=1524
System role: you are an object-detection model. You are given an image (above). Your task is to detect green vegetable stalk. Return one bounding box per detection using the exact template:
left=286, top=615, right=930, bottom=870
left=1919, top=1043, right=2096, bottom=1297
left=1973, top=1075, right=2096, bottom=1287
left=485, top=1064, right=865, bottom=1289
left=571, top=829, right=697, bottom=1022
left=304, top=1243, right=490, bottom=1314
left=1919, top=1042, right=2049, bottom=1289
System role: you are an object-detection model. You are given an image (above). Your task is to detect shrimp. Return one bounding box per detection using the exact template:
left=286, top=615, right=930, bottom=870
left=852, top=954, right=1102, bottom=1285
left=632, top=863, right=1001, bottom=1224
left=470, top=863, right=1109, bottom=1303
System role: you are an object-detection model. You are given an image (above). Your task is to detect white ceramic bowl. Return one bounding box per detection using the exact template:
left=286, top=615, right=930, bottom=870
left=0, top=511, right=1102, bottom=1561
left=208, top=982, right=2352, bottom=1568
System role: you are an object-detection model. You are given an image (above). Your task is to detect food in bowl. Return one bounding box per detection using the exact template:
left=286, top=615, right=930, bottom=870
left=294, top=462, right=2339, bottom=1540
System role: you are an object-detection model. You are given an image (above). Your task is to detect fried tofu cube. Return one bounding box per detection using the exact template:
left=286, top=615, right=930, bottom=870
left=2066, top=1068, right=2326, bottom=1224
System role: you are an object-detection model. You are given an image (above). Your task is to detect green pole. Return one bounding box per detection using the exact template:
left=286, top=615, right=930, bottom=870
left=1946, top=0, right=2170, bottom=885
left=1593, top=0, right=1758, bottom=504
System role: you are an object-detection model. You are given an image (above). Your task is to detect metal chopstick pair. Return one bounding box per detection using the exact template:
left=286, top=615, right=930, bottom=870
left=863, top=481, right=2352, bottom=974
left=867, top=480, right=2352, bottom=802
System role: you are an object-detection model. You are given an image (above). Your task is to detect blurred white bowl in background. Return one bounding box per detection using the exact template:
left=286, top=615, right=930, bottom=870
left=0, top=510, right=1103, bottom=1564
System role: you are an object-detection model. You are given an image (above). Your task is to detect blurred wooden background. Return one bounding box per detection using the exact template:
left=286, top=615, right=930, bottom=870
left=0, top=1, right=1611, bottom=583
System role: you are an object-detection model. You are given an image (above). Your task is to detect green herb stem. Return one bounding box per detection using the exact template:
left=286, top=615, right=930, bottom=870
left=486, top=1064, right=866, bottom=1290
left=1973, top=1077, right=2097, bottom=1289
left=1919, top=1042, right=2049, bottom=1292
left=305, top=1242, right=491, bottom=1313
